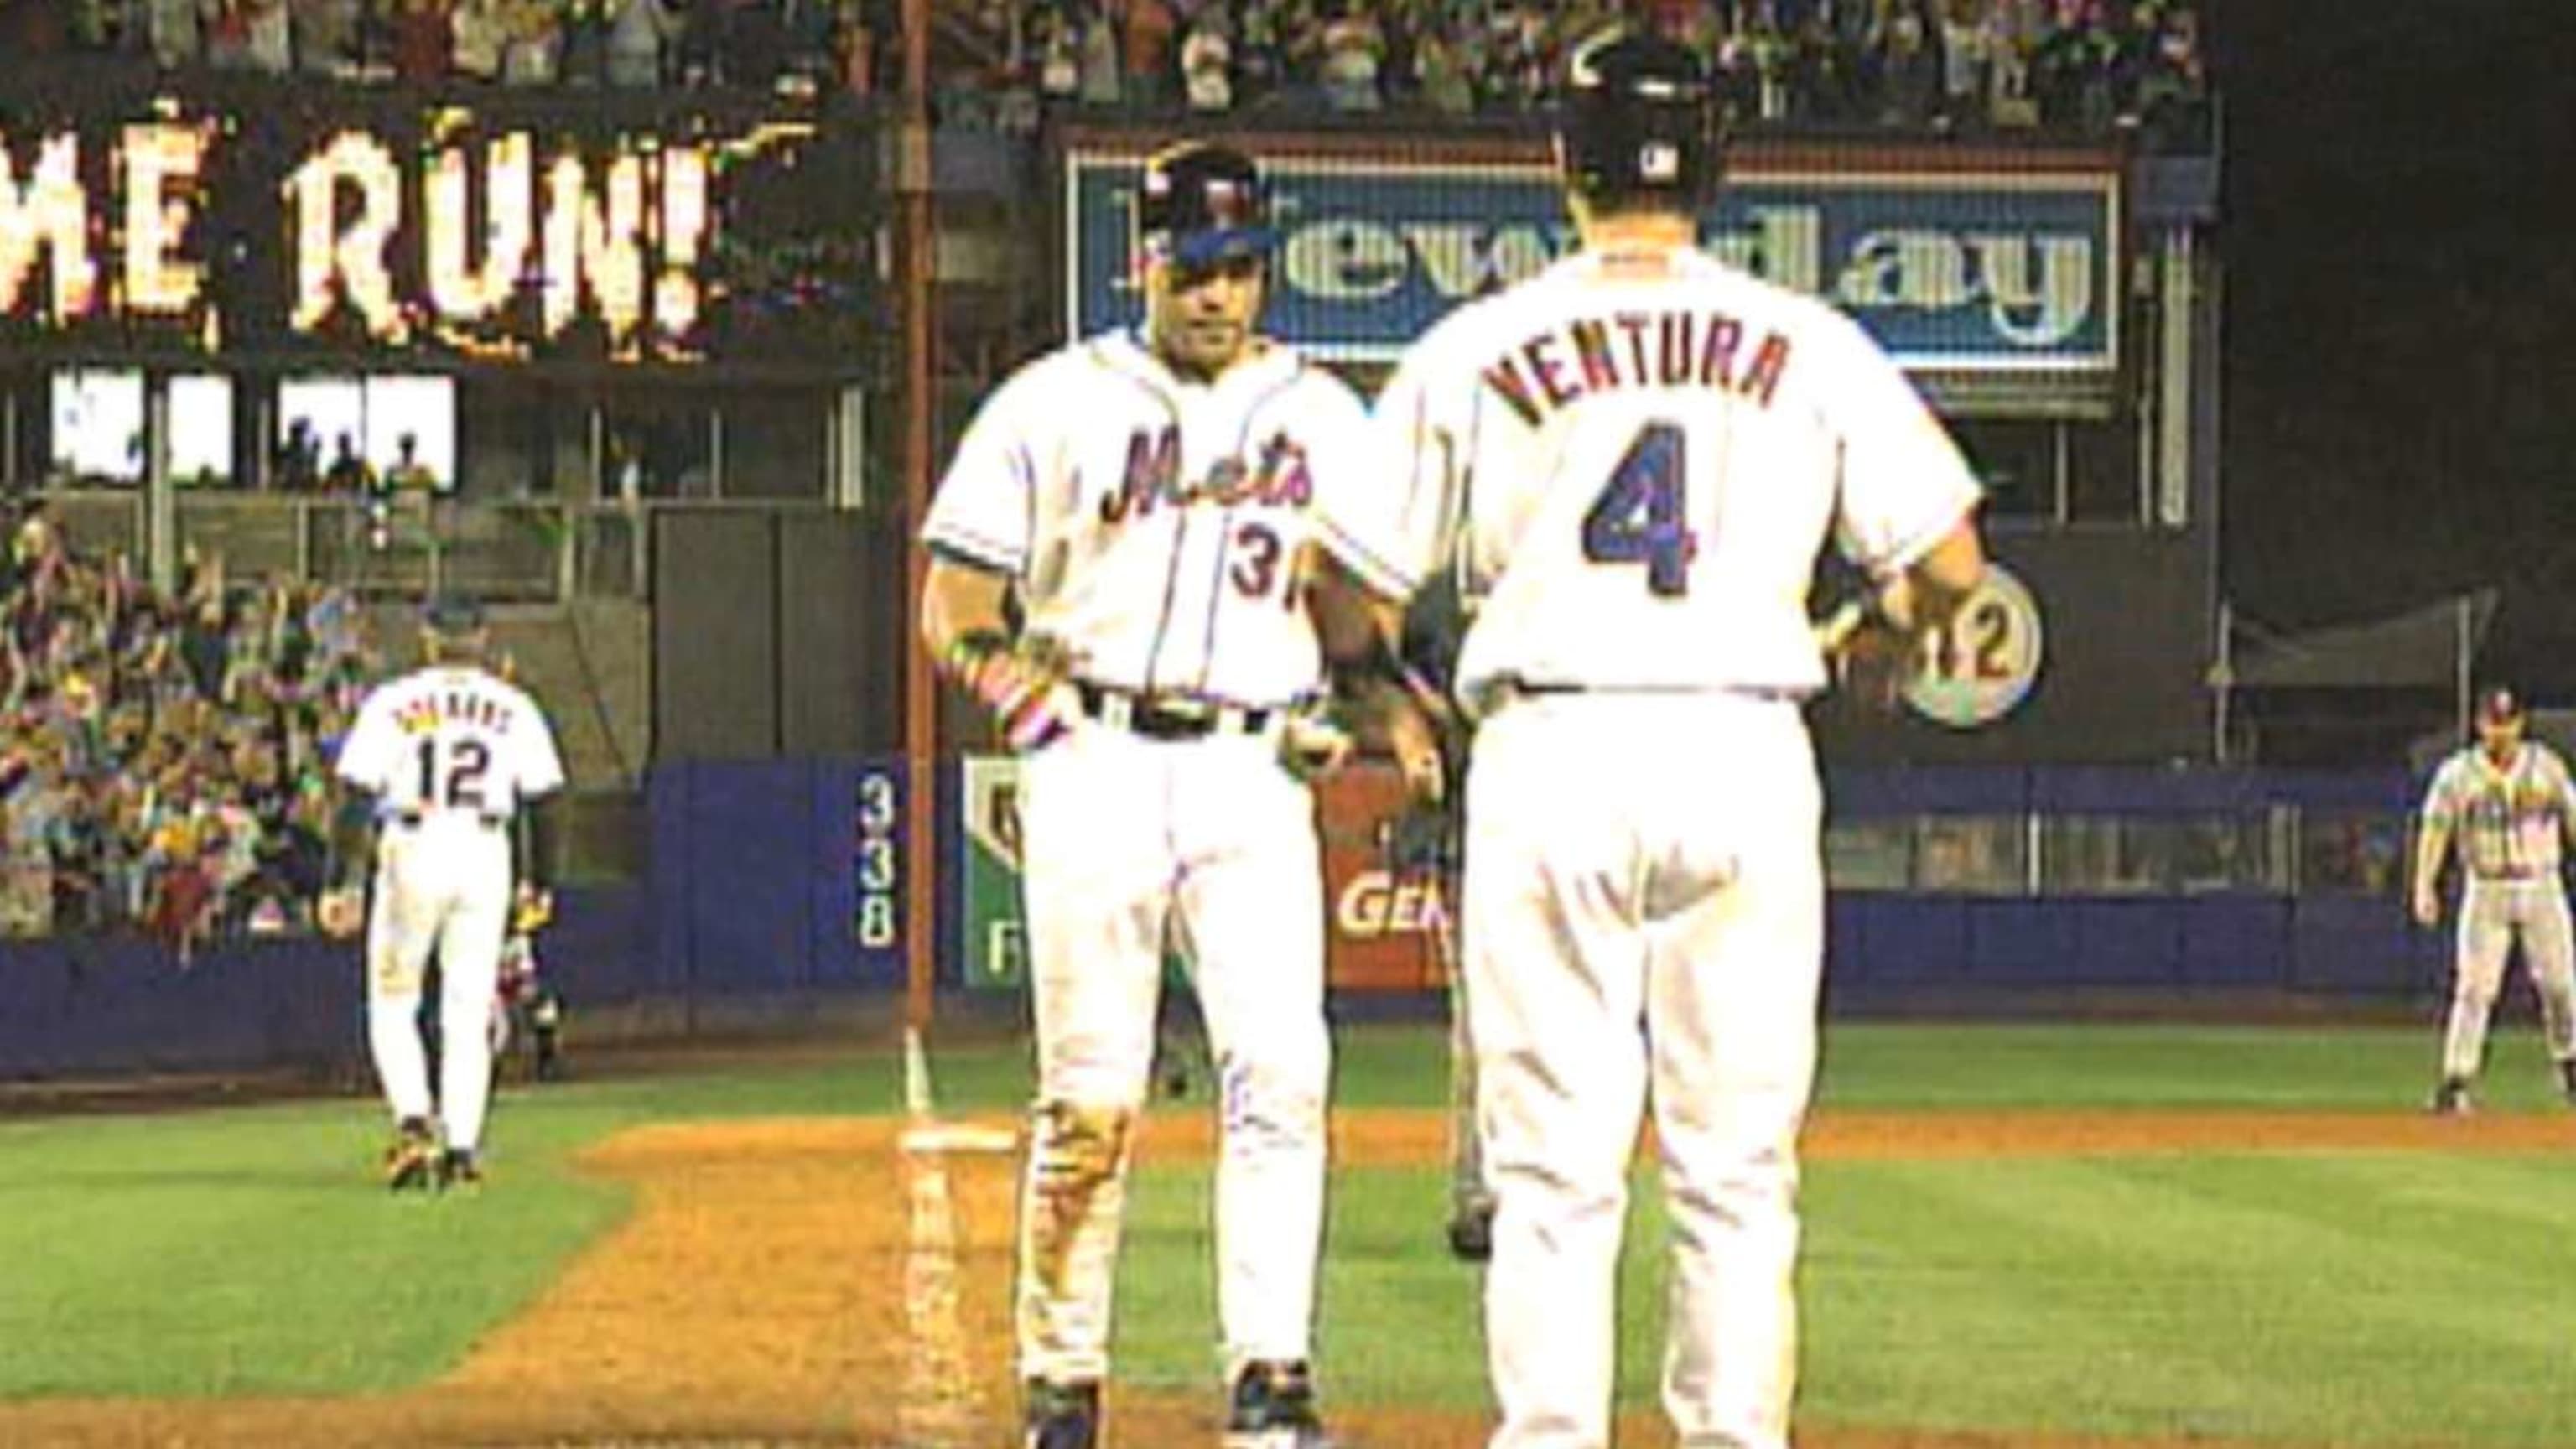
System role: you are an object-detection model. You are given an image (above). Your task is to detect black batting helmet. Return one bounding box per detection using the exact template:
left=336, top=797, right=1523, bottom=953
left=1137, top=142, right=1274, bottom=269
left=1555, top=26, right=1717, bottom=209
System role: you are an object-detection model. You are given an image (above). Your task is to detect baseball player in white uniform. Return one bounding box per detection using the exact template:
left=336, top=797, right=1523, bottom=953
left=1348, top=30, right=1988, bottom=1448
left=917, top=142, right=1408, bottom=1449
left=2413, top=686, right=2576, bottom=1114
left=329, top=595, right=567, bottom=1191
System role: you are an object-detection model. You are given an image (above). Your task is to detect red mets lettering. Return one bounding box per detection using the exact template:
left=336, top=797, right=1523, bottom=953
left=1480, top=309, right=1794, bottom=426
left=1481, top=359, right=1544, bottom=428
left=1568, top=319, right=1619, bottom=392
left=1525, top=335, right=1576, bottom=408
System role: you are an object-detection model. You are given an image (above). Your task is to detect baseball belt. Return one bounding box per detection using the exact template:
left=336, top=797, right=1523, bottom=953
left=1075, top=682, right=1278, bottom=741
left=387, top=810, right=509, bottom=831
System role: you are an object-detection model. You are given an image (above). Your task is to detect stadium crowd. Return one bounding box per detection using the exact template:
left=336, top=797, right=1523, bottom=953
left=0, top=0, right=2208, bottom=143
left=0, top=0, right=882, bottom=92
left=951, top=0, right=2205, bottom=138
left=0, top=501, right=377, bottom=952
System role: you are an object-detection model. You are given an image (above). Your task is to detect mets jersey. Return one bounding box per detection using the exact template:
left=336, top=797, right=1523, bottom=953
left=2423, top=743, right=2576, bottom=879
left=335, top=666, right=567, bottom=820
left=1353, top=243, right=1981, bottom=703
left=922, top=330, right=1387, bottom=708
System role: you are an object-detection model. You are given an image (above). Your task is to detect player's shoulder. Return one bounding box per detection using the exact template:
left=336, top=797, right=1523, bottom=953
left=1410, top=283, right=1527, bottom=360
left=1375, top=287, right=1525, bottom=401
left=1254, top=342, right=1367, bottom=414
left=1703, top=252, right=1862, bottom=332
left=362, top=664, right=436, bottom=699
left=976, top=337, right=1119, bottom=413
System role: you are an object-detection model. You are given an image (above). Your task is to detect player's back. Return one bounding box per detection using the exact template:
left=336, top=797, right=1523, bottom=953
left=1392, top=243, right=1882, bottom=703
left=343, top=665, right=564, bottom=820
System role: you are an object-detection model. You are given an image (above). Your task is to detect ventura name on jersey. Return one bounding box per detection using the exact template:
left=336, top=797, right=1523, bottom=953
left=1483, top=309, right=1793, bottom=428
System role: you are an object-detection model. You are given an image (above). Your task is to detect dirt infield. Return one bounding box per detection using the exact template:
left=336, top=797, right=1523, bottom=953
left=6, top=1106, right=2571, bottom=1447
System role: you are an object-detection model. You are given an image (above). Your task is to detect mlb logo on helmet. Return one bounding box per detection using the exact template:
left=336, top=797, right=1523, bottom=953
left=1138, top=142, right=1275, bottom=270
left=1203, top=179, right=1254, bottom=229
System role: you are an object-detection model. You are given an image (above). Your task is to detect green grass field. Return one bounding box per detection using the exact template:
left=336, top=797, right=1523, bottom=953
left=3, top=1022, right=2573, bottom=1444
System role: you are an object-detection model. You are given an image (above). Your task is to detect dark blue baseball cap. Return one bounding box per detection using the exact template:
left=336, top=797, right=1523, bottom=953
left=1139, top=143, right=1275, bottom=269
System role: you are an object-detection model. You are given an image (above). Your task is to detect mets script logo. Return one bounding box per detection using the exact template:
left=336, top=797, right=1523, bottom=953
left=1098, top=426, right=1315, bottom=524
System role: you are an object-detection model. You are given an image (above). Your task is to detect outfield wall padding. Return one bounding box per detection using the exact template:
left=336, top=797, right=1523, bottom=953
left=0, top=761, right=2459, bottom=1079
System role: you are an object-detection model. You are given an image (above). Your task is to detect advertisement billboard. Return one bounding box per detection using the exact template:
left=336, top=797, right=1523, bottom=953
left=1066, top=135, right=2120, bottom=374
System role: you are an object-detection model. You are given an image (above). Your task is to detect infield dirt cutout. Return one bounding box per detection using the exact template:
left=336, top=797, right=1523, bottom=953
left=6, top=1106, right=2573, bottom=1447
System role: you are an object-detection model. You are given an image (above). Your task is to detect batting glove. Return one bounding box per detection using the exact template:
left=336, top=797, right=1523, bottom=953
left=945, top=632, right=1078, bottom=751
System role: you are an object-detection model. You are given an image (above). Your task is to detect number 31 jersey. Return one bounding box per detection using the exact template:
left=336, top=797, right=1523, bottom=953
left=922, top=330, right=1394, bottom=709
left=336, top=665, right=568, bottom=818
left=1357, top=243, right=1982, bottom=701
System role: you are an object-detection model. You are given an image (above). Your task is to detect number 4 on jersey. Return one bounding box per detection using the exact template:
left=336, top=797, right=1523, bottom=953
left=1581, top=423, right=1696, bottom=597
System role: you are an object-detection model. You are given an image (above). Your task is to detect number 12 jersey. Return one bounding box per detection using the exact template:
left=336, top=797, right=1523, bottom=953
left=337, top=665, right=568, bottom=820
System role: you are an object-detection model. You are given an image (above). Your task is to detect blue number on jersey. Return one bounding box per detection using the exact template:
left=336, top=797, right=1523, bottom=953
left=1580, top=423, right=1696, bottom=597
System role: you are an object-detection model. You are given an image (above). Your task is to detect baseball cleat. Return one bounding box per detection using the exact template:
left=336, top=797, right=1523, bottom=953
left=1446, top=1202, right=1495, bottom=1264
left=1224, top=1359, right=1333, bottom=1449
left=2558, top=1060, right=2576, bottom=1104
left=383, top=1118, right=439, bottom=1192
left=2428, top=1078, right=2472, bottom=1116
left=435, top=1148, right=484, bottom=1191
left=1021, top=1378, right=1101, bottom=1449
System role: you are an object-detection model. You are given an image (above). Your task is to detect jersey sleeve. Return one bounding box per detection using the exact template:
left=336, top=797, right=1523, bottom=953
left=1343, top=344, right=1461, bottom=601
left=1827, top=317, right=1984, bottom=578
left=2420, top=758, right=2464, bottom=827
left=1300, top=373, right=1420, bottom=602
left=921, top=367, right=1041, bottom=575
left=332, top=693, right=398, bottom=797
left=2547, top=747, right=2576, bottom=825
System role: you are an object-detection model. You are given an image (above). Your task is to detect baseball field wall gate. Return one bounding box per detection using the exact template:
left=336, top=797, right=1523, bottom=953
left=650, top=509, right=909, bottom=760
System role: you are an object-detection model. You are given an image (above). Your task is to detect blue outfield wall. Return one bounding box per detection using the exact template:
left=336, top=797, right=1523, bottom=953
left=0, top=759, right=904, bottom=1081
left=0, top=761, right=2456, bottom=1078
left=1820, top=764, right=2444, bottom=1007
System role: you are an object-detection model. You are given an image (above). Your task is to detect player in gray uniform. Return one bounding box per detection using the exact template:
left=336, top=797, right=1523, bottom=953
left=2413, top=686, right=2576, bottom=1114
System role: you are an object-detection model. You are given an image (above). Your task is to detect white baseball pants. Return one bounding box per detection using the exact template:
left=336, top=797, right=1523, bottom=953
left=1012, top=723, right=1331, bottom=1387
left=365, top=819, right=514, bottom=1153
left=2442, top=875, right=2576, bottom=1081
left=1464, top=693, right=1822, bottom=1449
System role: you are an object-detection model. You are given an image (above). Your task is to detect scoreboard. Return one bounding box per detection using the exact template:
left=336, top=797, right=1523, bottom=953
left=0, top=82, right=875, bottom=375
